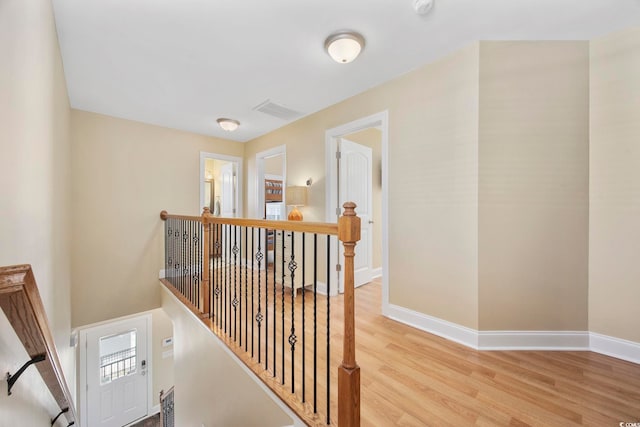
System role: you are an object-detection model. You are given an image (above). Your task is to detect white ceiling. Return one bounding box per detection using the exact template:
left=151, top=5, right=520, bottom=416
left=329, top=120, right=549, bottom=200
left=52, top=0, right=640, bottom=142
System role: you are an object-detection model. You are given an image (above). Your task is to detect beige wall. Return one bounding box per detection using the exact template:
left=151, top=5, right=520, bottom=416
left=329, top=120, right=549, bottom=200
left=589, top=27, right=640, bottom=342
left=0, top=0, right=75, bottom=423
left=245, top=44, right=480, bottom=328
left=161, top=288, right=292, bottom=426
left=151, top=308, right=175, bottom=401
left=343, top=128, right=383, bottom=270
left=70, top=110, right=244, bottom=327
left=264, top=153, right=285, bottom=177
left=478, top=41, right=590, bottom=330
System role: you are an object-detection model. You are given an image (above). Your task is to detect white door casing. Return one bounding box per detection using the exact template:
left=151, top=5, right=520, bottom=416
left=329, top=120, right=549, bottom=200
left=81, top=315, right=151, bottom=427
left=325, top=111, right=388, bottom=298
left=199, top=151, right=243, bottom=216
left=339, top=138, right=373, bottom=289
left=221, top=162, right=236, bottom=217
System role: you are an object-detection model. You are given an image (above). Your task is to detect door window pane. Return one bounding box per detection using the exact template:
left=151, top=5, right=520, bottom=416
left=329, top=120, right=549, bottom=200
left=99, top=329, right=137, bottom=384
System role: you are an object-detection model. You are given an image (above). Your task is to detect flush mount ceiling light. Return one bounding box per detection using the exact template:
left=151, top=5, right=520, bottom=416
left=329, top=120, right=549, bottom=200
left=324, top=31, right=365, bottom=64
left=216, top=118, right=240, bottom=132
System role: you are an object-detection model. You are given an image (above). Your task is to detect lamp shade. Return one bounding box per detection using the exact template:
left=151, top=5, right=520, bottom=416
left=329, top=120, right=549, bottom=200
left=286, top=186, right=307, bottom=207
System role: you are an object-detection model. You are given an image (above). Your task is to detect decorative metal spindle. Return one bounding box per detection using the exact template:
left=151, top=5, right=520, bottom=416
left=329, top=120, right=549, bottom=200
left=326, top=235, right=331, bottom=424
left=277, top=230, right=282, bottom=379
left=239, top=226, right=243, bottom=343
left=245, top=226, right=249, bottom=351
left=289, top=232, right=297, bottom=392
left=302, top=232, right=306, bottom=402
left=313, top=233, right=318, bottom=413
left=166, top=220, right=169, bottom=282
left=228, top=223, right=233, bottom=336
left=256, top=228, right=263, bottom=364
left=224, top=224, right=228, bottom=334
left=251, top=227, right=255, bottom=358
left=265, top=228, right=269, bottom=370
left=219, top=224, right=223, bottom=329
left=281, top=230, right=285, bottom=383
left=233, top=225, right=239, bottom=342
left=216, top=224, right=222, bottom=328
left=184, top=225, right=189, bottom=302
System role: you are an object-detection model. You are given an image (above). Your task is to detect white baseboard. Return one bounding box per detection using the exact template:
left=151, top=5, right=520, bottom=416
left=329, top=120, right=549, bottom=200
left=478, top=330, right=589, bottom=350
left=371, top=267, right=382, bottom=279
left=590, top=332, right=640, bottom=364
left=385, top=303, right=479, bottom=349
left=149, top=403, right=160, bottom=415
left=384, top=303, right=638, bottom=364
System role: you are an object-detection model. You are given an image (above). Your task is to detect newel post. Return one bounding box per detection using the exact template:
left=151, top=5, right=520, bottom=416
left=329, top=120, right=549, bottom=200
left=338, top=202, right=361, bottom=427
left=201, top=207, right=212, bottom=315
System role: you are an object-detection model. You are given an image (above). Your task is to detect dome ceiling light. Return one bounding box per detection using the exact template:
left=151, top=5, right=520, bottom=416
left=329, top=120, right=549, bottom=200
left=216, top=118, right=240, bottom=132
left=324, top=31, right=365, bottom=64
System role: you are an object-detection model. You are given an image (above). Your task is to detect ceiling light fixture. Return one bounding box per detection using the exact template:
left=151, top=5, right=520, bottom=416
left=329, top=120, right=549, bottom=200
left=216, top=118, right=240, bottom=132
left=324, top=31, right=365, bottom=64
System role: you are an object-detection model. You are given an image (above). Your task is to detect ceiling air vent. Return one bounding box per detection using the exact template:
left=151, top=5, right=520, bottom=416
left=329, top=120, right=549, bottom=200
left=253, top=100, right=302, bottom=121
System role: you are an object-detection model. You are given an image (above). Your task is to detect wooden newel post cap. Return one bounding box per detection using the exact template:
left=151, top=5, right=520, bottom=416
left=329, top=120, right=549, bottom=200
left=202, top=207, right=211, bottom=216
left=339, top=202, right=361, bottom=243
left=160, top=210, right=168, bottom=220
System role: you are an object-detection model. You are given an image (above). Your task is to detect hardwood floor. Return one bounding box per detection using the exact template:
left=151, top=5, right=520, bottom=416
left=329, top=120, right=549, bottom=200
left=166, top=273, right=640, bottom=426
left=353, top=278, right=640, bottom=426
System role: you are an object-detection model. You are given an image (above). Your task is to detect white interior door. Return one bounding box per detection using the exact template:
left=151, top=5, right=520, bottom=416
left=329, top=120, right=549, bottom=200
left=85, top=316, right=148, bottom=427
left=221, top=162, right=236, bottom=217
left=339, top=138, right=373, bottom=288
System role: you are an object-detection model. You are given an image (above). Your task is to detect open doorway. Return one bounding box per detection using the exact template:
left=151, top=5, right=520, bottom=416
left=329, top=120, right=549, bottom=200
left=200, top=152, right=243, bottom=217
left=325, top=112, right=388, bottom=302
left=255, top=145, right=286, bottom=220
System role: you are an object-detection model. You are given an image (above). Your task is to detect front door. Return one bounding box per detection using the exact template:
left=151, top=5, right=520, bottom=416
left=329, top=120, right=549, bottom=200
left=85, top=316, right=149, bottom=427
left=339, top=138, right=373, bottom=289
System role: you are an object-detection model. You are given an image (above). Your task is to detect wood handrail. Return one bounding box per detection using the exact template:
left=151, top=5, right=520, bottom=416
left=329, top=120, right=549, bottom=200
left=160, top=209, right=340, bottom=236
left=0, top=264, right=77, bottom=426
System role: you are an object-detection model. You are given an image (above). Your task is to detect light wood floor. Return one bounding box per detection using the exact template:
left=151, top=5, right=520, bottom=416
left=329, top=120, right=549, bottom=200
left=351, top=279, right=640, bottom=426
left=169, top=272, right=640, bottom=426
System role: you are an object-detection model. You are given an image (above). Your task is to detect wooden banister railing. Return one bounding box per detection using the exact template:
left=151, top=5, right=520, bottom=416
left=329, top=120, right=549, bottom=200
left=0, top=264, right=77, bottom=426
left=160, top=203, right=361, bottom=426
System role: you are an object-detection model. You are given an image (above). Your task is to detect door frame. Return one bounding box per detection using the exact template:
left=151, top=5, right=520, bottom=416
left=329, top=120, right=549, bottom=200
left=200, top=152, right=244, bottom=216
left=255, top=145, right=287, bottom=219
left=325, top=110, right=389, bottom=300
left=79, top=313, right=153, bottom=427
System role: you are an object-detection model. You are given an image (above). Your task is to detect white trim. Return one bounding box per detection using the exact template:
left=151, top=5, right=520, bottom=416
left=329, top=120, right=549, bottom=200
left=385, top=303, right=479, bottom=349
left=370, top=267, right=382, bottom=279
left=385, top=303, right=640, bottom=363
left=79, top=313, right=153, bottom=427
left=200, top=151, right=244, bottom=217
left=325, top=111, right=389, bottom=297
left=160, top=285, right=305, bottom=426
left=590, top=332, right=640, bottom=365
left=478, top=331, right=589, bottom=350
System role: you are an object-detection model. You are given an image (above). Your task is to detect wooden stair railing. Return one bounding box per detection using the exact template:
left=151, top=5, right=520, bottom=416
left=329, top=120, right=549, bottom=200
left=160, top=203, right=361, bottom=426
left=0, top=264, right=77, bottom=426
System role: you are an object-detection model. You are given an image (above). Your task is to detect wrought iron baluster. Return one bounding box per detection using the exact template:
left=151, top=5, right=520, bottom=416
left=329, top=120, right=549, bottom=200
left=302, top=232, right=306, bottom=402
left=251, top=227, right=255, bottom=357
left=255, top=228, right=263, bottom=364
left=313, top=233, right=318, bottom=413
left=245, top=226, right=249, bottom=351
left=289, top=232, right=297, bottom=392
left=326, top=234, right=331, bottom=425
left=265, top=228, right=269, bottom=370
left=228, top=223, right=232, bottom=337
left=233, top=225, right=239, bottom=342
